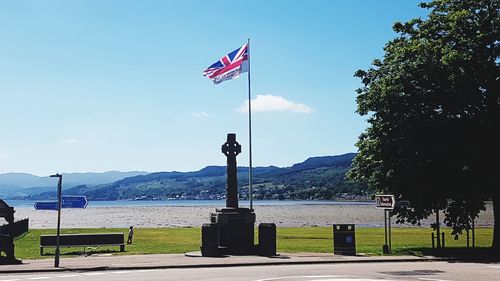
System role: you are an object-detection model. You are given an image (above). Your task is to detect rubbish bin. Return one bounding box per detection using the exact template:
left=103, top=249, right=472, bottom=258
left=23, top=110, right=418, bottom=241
left=258, top=223, right=276, bottom=256
left=333, top=224, right=356, bottom=255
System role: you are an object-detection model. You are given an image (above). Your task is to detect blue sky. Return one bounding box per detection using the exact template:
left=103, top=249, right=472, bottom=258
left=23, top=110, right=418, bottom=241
left=0, top=0, right=427, bottom=176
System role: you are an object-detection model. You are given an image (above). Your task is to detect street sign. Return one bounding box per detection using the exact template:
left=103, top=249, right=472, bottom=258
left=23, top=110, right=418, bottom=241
left=61, top=196, right=88, bottom=208
left=34, top=196, right=88, bottom=210
left=34, top=201, right=58, bottom=210
left=395, top=200, right=410, bottom=208
left=375, top=195, right=395, bottom=209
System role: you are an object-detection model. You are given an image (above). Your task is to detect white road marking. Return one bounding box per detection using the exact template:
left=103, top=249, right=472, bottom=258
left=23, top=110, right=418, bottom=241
left=253, top=277, right=293, bottom=281
left=82, top=272, right=106, bottom=276
left=310, top=279, right=398, bottom=281
left=417, top=278, right=451, bottom=281
left=110, top=271, right=132, bottom=274
left=57, top=275, right=78, bottom=278
left=254, top=277, right=398, bottom=281
left=135, top=269, right=160, bottom=273
left=487, top=265, right=500, bottom=269
left=254, top=277, right=344, bottom=281
left=27, top=277, right=51, bottom=280
left=0, top=275, right=34, bottom=280
left=300, top=277, right=346, bottom=279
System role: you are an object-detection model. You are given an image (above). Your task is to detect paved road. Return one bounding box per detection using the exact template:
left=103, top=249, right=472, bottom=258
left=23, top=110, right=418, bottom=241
left=1, top=261, right=499, bottom=281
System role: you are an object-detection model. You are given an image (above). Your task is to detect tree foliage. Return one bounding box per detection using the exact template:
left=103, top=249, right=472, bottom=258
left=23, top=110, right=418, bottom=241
left=348, top=0, right=500, bottom=248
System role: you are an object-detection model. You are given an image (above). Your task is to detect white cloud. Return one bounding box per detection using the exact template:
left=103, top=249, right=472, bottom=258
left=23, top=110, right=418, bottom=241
left=192, top=111, right=213, bottom=118
left=237, top=94, right=312, bottom=113
left=58, top=139, right=79, bottom=144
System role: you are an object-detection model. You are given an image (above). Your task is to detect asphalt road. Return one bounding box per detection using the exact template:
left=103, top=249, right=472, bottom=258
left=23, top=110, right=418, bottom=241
left=1, top=261, right=499, bottom=281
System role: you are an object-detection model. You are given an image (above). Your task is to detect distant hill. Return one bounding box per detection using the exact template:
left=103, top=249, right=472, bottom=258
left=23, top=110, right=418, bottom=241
left=0, top=171, right=149, bottom=198
left=0, top=173, right=52, bottom=191
left=25, top=153, right=368, bottom=201
left=289, top=153, right=357, bottom=171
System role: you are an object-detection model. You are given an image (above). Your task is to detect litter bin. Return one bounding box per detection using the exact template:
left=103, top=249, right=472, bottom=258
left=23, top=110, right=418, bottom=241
left=258, top=223, right=276, bottom=256
left=333, top=224, right=356, bottom=255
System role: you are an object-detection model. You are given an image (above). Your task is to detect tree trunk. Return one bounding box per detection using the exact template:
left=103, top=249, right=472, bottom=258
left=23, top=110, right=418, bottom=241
left=482, top=3, right=500, bottom=250
left=492, top=192, right=500, bottom=249
left=436, top=209, right=441, bottom=248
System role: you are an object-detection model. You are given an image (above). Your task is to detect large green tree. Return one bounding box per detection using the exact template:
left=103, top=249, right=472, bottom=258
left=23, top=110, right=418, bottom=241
left=348, top=0, right=500, bottom=248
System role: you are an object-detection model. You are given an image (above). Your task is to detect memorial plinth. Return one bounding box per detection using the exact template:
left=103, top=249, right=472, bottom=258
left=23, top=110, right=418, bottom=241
left=211, top=207, right=255, bottom=254
left=200, top=133, right=276, bottom=257
left=201, top=134, right=256, bottom=256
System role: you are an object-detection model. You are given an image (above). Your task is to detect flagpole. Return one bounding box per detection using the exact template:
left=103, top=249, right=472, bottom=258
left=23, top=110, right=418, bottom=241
left=247, top=38, right=253, bottom=210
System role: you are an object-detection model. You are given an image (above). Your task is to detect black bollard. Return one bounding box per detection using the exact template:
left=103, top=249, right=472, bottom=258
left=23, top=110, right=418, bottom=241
left=201, top=223, right=220, bottom=257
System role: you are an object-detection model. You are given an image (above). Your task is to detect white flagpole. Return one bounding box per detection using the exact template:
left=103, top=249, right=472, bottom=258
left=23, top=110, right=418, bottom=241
left=247, top=38, right=253, bottom=210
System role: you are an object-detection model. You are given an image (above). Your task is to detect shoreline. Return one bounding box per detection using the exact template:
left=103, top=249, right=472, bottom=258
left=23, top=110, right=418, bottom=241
left=14, top=203, right=494, bottom=229
left=5, top=199, right=375, bottom=209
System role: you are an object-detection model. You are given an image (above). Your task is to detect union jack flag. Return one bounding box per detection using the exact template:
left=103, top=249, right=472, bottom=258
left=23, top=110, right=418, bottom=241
left=203, top=43, right=249, bottom=84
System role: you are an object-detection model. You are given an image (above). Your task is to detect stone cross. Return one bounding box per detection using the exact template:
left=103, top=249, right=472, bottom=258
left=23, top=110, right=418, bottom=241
left=221, top=133, right=241, bottom=208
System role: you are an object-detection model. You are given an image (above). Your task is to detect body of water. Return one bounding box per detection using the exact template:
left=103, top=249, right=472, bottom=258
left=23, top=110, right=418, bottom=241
left=5, top=199, right=374, bottom=209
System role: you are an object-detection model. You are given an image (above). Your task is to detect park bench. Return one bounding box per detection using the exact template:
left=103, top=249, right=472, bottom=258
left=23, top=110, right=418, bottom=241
left=40, top=233, right=125, bottom=255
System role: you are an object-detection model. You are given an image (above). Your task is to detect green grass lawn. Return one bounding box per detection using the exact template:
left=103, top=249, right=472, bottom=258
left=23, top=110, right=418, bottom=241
left=277, top=227, right=493, bottom=255
left=14, top=226, right=493, bottom=260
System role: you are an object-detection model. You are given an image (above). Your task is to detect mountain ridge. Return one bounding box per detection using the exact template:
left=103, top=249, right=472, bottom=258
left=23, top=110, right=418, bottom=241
left=0, top=171, right=149, bottom=198
left=23, top=153, right=366, bottom=201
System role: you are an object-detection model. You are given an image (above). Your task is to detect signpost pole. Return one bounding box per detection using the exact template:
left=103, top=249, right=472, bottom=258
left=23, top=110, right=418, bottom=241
left=375, top=195, right=408, bottom=254
left=50, top=174, right=62, bottom=268
left=384, top=209, right=388, bottom=251
left=388, top=210, right=392, bottom=251
left=376, top=195, right=395, bottom=254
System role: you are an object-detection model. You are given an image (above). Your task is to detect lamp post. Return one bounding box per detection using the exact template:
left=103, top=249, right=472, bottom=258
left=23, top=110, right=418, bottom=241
left=50, top=173, right=62, bottom=268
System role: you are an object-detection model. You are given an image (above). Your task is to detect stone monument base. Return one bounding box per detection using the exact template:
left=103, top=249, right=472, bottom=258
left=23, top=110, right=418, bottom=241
left=198, top=134, right=276, bottom=257
left=200, top=207, right=257, bottom=256
left=200, top=208, right=279, bottom=257
left=210, top=207, right=256, bottom=255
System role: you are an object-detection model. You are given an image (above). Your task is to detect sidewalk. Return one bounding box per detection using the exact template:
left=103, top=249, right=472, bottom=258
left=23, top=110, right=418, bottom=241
left=0, top=253, right=446, bottom=274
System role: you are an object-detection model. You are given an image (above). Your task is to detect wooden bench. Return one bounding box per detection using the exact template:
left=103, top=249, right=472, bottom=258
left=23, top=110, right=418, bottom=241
left=40, top=233, right=125, bottom=255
